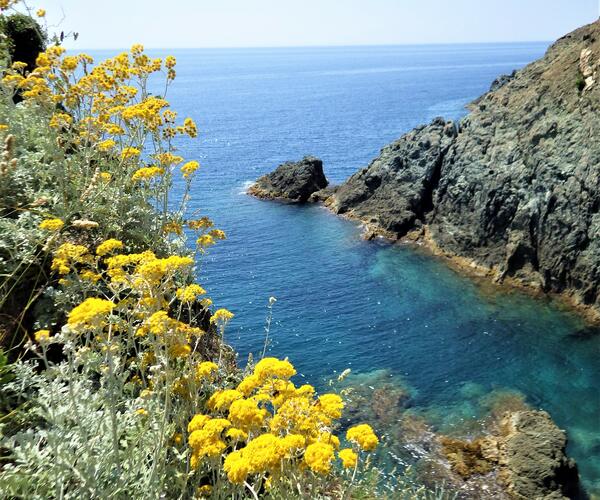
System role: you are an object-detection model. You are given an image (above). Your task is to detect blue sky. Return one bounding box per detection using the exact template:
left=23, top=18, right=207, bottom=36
left=36, top=0, right=598, bottom=48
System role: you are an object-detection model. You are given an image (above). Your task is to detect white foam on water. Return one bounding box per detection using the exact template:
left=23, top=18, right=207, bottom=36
left=237, top=180, right=255, bottom=195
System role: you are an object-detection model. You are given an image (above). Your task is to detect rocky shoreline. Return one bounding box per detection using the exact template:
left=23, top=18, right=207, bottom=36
left=338, top=370, right=581, bottom=499
left=249, top=20, right=600, bottom=324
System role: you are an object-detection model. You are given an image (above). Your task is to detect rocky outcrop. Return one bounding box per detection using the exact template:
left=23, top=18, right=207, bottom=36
left=328, top=118, right=457, bottom=236
left=248, top=156, right=328, bottom=203
left=489, top=70, right=517, bottom=93
left=325, top=20, right=600, bottom=316
left=441, top=411, right=579, bottom=500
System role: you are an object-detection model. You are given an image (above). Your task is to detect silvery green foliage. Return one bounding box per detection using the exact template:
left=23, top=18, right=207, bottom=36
left=0, top=356, right=187, bottom=499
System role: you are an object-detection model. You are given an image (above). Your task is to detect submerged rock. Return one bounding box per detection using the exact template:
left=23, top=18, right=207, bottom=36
left=248, top=156, right=328, bottom=203
left=325, top=20, right=600, bottom=317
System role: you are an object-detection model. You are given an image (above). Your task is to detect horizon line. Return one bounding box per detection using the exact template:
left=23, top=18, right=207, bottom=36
left=70, top=39, right=553, bottom=51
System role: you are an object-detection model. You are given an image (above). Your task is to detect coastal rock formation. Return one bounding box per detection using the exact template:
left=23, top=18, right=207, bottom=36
left=328, top=117, right=457, bottom=236
left=248, top=156, right=328, bottom=203
left=497, top=411, right=579, bottom=499
left=325, top=20, right=600, bottom=315
left=441, top=411, right=579, bottom=500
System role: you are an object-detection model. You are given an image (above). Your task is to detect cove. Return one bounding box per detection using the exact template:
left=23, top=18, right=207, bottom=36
left=125, top=43, right=600, bottom=493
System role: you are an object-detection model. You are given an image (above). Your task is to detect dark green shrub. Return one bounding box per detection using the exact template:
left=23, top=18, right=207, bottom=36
left=0, top=13, right=46, bottom=72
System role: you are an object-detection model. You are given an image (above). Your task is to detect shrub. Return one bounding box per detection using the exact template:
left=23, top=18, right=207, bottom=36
left=0, top=12, right=46, bottom=73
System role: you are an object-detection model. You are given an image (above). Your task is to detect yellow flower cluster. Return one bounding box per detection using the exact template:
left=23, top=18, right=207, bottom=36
left=181, top=160, right=199, bottom=179
left=176, top=284, right=206, bottom=303
left=131, top=166, right=164, bottom=182
left=67, top=297, right=115, bottom=332
left=2, top=42, right=200, bottom=185
left=51, top=243, right=91, bottom=274
left=209, top=308, right=234, bottom=324
left=39, top=218, right=64, bottom=231
left=187, top=357, right=379, bottom=486
left=96, top=238, right=124, bottom=256
left=34, top=329, right=51, bottom=343
left=196, top=361, right=218, bottom=380
left=346, top=424, right=379, bottom=451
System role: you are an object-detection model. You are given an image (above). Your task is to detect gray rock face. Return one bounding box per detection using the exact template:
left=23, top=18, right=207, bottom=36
left=497, top=411, right=579, bottom=499
left=489, top=70, right=517, bottom=93
left=248, top=156, right=328, bottom=203
left=329, top=117, right=457, bottom=235
left=328, top=20, right=600, bottom=314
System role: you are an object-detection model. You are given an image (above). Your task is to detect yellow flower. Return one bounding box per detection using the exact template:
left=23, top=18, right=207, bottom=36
left=209, top=308, right=234, bottom=324
left=188, top=414, right=211, bottom=433
left=188, top=418, right=231, bottom=460
left=187, top=217, right=213, bottom=230
left=304, top=442, right=335, bottom=474
left=346, top=424, right=379, bottom=451
left=79, top=270, right=101, bottom=283
left=52, top=243, right=90, bottom=275
left=196, top=485, right=212, bottom=497
left=317, top=393, right=344, bottom=419
left=98, top=139, right=116, bottom=151
left=36, top=8, right=46, bottom=17
left=253, top=357, right=296, bottom=382
left=225, top=428, right=248, bottom=442
left=165, top=55, right=176, bottom=69
left=223, top=433, right=288, bottom=484
left=181, top=160, right=199, bottom=179
left=183, top=117, right=198, bottom=138
left=196, top=234, right=214, bottom=248
left=136, top=408, right=148, bottom=416
left=99, top=172, right=112, bottom=183
left=34, top=329, right=50, bottom=343
left=176, top=284, right=206, bottom=303
left=169, top=342, right=191, bottom=358
left=338, top=448, right=358, bottom=468
left=223, top=451, right=250, bottom=484
left=49, top=112, right=73, bottom=129
left=196, top=361, right=218, bottom=380
left=237, top=374, right=261, bottom=396
left=162, top=221, right=183, bottom=235
left=155, top=152, right=183, bottom=166
left=207, top=389, right=243, bottom=412
left=67, top=298, right=115, bottom=332
left=228, top=398, right=268, bottom=432
left=39, top=218, right=64, bottom=231
left=121, top=147, right=140, bottom=159
left=131, top=166, right=164, bottom=182
left=96, top=238, right=124, bottom=256
left=209, top=229, right=226, bottom=240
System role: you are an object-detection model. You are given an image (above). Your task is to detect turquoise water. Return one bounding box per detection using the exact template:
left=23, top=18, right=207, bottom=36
left=102, top=44, right=600, bottom=492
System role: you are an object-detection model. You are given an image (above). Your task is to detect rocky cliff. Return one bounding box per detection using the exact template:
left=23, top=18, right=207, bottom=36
left=326, top=20, right=600, bottom=317
left=248, top=156, right=328, bottom=203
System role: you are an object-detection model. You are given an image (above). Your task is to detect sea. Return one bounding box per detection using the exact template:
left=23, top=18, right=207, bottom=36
left=92, top=43, right=600, bottom=494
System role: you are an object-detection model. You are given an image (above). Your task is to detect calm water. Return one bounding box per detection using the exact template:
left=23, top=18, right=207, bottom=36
left=98, top=44, right=600, bottom=493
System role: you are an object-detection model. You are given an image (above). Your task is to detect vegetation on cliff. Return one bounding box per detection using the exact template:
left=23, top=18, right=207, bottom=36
left=0, top=3, right=450, bottom=498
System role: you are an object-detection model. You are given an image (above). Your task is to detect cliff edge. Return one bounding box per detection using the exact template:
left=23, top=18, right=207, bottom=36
left=327, top=20, right=600, bottom=317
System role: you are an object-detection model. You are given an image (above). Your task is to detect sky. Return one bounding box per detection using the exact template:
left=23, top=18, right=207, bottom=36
left=31, top=0, right=599, bottom=49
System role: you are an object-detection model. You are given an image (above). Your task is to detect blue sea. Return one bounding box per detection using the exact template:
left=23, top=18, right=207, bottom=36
left=96, top=43, right=600, bottom=493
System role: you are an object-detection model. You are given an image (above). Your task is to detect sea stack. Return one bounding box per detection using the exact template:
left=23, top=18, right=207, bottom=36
left=248, top=156, right=328, bottom=203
